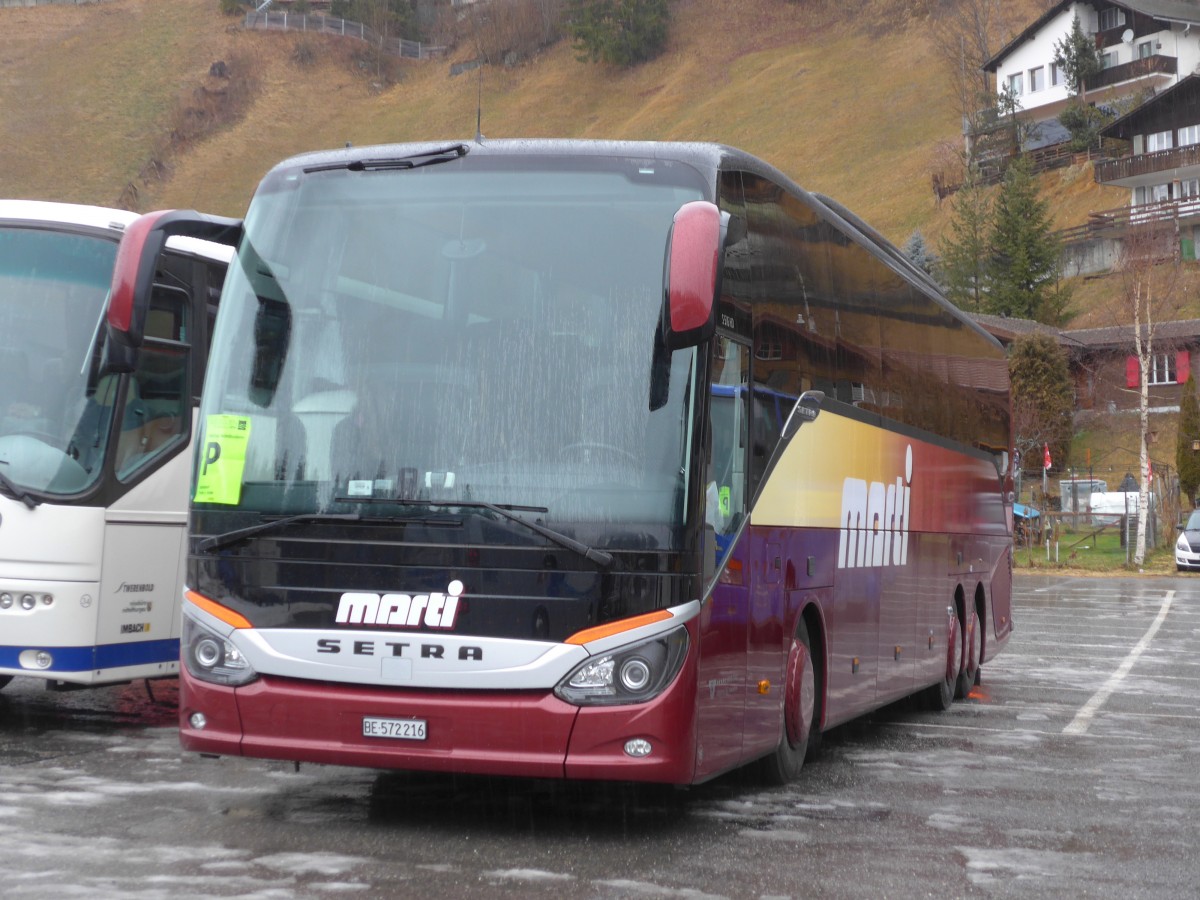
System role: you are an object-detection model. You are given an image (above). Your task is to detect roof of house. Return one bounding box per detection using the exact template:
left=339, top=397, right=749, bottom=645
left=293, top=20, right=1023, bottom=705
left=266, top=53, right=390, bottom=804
left=972, top=314, right=1200, bottom=351
left=1060, top=318, right=1200, bottom=349
left=970, top=313, right=1061, bottom=342
left=983, top=0, right=1200, bottom=73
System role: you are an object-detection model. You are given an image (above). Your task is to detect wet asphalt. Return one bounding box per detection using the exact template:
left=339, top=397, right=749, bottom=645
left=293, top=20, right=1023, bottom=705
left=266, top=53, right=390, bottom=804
left=1, top=573, right=1198, bottom=899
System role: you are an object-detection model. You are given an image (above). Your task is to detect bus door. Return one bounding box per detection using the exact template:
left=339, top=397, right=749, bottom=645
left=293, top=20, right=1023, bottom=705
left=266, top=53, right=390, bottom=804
left=97, top=264, right=223, bottom=676
left=696, top=336, right=750, bottom=774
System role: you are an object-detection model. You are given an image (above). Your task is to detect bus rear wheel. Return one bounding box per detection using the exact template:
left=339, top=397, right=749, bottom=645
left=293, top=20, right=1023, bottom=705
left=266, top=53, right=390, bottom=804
left=761, top=618, right=816, bottom=785
left=956, top=606, right=981, bottom=700
left=924, top=608, right=961, bottom=712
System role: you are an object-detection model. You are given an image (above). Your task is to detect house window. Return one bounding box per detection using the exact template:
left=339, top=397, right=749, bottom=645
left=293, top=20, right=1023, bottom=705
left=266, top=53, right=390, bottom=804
left=1135, top=184, right=1171, bottom=205
left=1029, top=66, right=1045, bottom=92
left=1138, top=40, right=1155, bottom=59
left=1006, top=72, right=1023, bottom=95
left=1150, top=353, right=1178, bottom=385
left=1147, top=130, right=1173, bottom=152
left=1179, top=125, right=1200, bottom=146
left=1099, top=7, right=1126, bottom=30
left=1127, top=353, right=1189, bottom=387
left=1181, top=178, right=1200, bottom=199
left=1050, top=62, right=1063, bottom=86
left=1099, top=51, right=1117, bottom=69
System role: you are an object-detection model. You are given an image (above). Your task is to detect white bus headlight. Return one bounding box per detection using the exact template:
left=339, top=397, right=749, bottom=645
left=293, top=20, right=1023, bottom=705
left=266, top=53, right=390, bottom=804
left=182, top=616, right=257, bottom=686
left=555, top=626, right=689, bottom=706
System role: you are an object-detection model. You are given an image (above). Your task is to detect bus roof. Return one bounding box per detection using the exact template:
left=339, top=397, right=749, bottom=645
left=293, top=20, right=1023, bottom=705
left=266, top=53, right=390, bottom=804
left=0, top=199, right=140, bottom=233
left=0, top=199, right=235, bottom=264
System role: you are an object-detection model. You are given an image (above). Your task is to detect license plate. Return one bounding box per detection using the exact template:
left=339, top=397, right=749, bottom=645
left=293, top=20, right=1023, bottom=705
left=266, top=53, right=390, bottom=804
left=362, top=716, right=427, bottom=740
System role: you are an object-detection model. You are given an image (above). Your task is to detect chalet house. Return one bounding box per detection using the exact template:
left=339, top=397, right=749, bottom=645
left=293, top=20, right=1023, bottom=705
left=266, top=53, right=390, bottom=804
left=1063, top=319, right=1200, bottom=412
left=980, top=1, right=1200, bottom=152
left=973, top=313, right=1200, bottom=414
left=1095, top=73, right=1200, bottom=254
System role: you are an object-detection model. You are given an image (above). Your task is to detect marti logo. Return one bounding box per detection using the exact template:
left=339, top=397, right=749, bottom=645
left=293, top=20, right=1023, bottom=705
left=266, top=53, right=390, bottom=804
left=838, top=446, right=912, bottom=569
left=335, top=580, right=464, bottom=629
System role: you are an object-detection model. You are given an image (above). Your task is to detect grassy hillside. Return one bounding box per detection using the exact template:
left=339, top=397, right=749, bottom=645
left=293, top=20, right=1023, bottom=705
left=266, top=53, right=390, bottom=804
left=2, top=0, right=1125, bottom=250
left=5, top=0, right=1194, bottom=508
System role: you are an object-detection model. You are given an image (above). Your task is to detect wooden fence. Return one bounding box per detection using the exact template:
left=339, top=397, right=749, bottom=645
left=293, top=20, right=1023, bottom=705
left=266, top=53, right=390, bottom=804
left=1053, top=197, right=1200, bottom=244
left=243, top=11, right=445, bottom=60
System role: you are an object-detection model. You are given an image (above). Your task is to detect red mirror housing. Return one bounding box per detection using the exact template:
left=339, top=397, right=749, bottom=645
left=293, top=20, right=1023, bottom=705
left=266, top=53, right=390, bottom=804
left=662, top=200, right=724, bottom=350
left=104, top=210, right=242, bottom=372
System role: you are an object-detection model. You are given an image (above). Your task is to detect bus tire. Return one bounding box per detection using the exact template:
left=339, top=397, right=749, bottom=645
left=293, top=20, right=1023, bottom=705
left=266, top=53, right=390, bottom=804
left=956, top=605, right=981, bottom=700
left=0, top=675, right=11, bottom=691
left=761, top=618, right=817, bottom=785
left=924, top=608, right=960, bottom=712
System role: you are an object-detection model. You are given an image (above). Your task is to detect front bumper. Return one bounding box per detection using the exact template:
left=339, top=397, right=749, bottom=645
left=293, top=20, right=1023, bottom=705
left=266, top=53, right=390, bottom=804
left=1176, top=546, right=1200, bottom=570
left=179, top=655, right=699, bottom=783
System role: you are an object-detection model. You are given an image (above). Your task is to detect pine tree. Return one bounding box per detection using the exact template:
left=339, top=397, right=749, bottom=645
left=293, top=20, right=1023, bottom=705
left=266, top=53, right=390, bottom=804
left=566, top=0, right=670, bottom=67
left=1053, top=14, right=1102, bottom=101
left=1177, top=375, right=1200, bottom=508
left=938, top=172, right=992, bottom=312
left=903, top=230, right=936, bottom=276
left=987, top=158, right=1061, bottom=320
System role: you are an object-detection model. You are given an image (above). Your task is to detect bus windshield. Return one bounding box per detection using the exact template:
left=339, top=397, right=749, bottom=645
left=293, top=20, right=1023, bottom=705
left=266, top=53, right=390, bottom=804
left=0, top=226, right=119, bottom=496
left=198, top=155, right=705, bottom=548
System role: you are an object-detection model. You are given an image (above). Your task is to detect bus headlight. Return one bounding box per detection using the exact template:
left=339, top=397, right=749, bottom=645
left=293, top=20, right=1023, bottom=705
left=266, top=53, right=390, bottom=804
left=182, top=616, right=257, bottom=686
left=554, top=626, right=689, bottom=706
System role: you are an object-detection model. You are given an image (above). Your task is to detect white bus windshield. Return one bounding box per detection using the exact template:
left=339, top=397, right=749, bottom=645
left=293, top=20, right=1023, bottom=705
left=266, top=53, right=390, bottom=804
left=198, top=157, right=704, bottom=546
left=0, top=226, right=118, bottom=496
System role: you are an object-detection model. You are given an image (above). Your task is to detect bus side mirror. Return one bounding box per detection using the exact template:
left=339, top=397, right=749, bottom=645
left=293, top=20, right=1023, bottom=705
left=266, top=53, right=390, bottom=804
left=249, top=297, right=291, bottom=407
left=103, top=210, right=242, bottom=373
left=661, top=201, right=727, bottom=350
left=782, top=391, right=824, bottom=439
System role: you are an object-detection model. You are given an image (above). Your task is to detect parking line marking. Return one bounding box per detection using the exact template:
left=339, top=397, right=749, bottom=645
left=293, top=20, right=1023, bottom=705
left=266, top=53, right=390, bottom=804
left=1063, top=590, right=1174, bottom=735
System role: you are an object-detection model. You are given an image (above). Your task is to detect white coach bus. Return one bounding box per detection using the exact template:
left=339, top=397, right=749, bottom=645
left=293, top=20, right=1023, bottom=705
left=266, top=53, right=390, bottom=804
left=0, top=200, right=236, bottom=691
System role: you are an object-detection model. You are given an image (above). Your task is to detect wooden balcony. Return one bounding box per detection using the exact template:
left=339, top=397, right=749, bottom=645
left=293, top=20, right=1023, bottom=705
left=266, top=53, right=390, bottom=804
left=1085, top=53, right=1176, bottom=91
left=1056, top=197, right=1200, bottom=244
left=1094, top=143, right=1200, bottom=184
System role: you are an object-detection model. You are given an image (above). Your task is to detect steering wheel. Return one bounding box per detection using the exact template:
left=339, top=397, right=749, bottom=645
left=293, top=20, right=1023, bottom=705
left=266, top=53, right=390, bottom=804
left=559, top=442, right=638, bottom=465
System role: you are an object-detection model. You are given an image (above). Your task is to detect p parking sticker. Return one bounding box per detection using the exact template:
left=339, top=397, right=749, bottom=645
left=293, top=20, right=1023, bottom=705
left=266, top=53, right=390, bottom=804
left=193, top=415, right=252, bottom=505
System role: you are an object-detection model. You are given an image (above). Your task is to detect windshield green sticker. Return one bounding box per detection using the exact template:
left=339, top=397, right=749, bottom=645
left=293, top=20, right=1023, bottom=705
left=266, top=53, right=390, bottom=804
left=194, top=415, right=252, bottom=505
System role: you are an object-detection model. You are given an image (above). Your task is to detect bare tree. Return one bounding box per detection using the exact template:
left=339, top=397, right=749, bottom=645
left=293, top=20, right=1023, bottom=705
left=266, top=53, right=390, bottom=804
left=1114, top=221, right=1186, bottom=565
left=928, top=0, right=1018, bottom=138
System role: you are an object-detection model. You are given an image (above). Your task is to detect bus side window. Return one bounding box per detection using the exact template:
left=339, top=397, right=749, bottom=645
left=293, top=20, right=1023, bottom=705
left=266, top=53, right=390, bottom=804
left=708, top=336, right=750, bottom=541
left=117, top=284, right=190, bottom=479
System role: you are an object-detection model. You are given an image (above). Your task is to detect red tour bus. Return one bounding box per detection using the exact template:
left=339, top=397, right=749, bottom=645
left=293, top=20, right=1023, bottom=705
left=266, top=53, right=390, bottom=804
left=161, top=141, right=1012, bottom=785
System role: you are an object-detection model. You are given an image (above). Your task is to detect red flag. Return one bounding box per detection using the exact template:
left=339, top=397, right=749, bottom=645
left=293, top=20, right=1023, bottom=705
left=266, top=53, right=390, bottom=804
left=1043, top=443, right=1052, bottom=470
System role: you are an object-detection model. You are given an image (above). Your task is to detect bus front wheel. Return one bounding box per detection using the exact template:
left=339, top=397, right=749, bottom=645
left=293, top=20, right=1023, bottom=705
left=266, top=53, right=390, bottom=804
left=761, top=618, right=817, bottom=785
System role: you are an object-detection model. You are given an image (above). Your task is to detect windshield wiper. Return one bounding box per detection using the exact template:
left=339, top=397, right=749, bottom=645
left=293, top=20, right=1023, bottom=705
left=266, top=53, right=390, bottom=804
left=464, top=501, right=614, bottom=568
left=356, top=498, right=614, bottom=569
left=304, top=144, right=469, bottom=174
left=0, top=466, right=40, bottom=509
left=196, top=512, right=362, bottom=553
